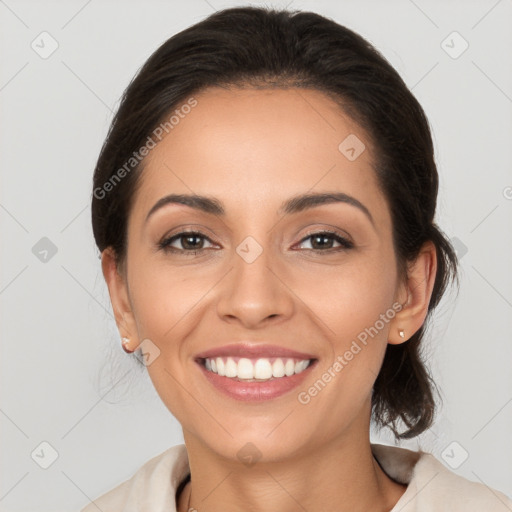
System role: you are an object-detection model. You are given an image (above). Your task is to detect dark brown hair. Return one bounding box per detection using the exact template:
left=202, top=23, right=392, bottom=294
left=91, top=6, right=459, bottom=439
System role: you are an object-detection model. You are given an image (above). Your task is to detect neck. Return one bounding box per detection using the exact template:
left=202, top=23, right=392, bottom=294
left=177, top=420, right=406, bottom=512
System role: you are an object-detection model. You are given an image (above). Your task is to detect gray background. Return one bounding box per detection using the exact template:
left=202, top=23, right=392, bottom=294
left=1, top=0, right=511, bottom=510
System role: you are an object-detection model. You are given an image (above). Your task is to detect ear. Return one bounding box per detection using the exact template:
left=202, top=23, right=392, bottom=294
left=388, top=240, right=437, bottom=345
left=101, top=247, right=139, bottom=352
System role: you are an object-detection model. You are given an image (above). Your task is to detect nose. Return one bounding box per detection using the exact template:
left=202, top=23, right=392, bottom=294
left=216, top=240, right=295, bottom=329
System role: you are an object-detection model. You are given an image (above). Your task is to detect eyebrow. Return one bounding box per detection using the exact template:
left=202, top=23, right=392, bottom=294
left=145, top=192, right=375, bottom=226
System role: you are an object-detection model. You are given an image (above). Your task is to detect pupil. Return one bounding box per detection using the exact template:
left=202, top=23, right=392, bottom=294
left=313, top=235, right=331, bottom=249
left=184, top=235, right=202, bottom=249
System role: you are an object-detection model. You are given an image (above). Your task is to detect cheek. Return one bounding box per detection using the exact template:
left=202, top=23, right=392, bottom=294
left=127, top=258, right=210, bottom=340
left=293, top=249, right=397, bottom=345
left=126, top=261, right=206, bottom=425
left=125, top=257, right=217, bottom=404
left=296, top=248, right=397, bottom=401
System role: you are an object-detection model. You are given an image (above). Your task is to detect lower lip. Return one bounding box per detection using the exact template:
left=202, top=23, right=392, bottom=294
left=197, top=360, right=317, bottom=402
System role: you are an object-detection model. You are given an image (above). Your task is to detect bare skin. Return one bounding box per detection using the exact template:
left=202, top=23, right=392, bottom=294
left=102, top=86, right=436, bottom=512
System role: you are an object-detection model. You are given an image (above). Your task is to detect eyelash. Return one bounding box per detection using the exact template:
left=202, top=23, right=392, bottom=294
left=158, top=229, right=354, bottom=256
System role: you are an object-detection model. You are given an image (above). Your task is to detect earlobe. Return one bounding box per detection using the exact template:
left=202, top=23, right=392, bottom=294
left=101, top=248, right=138, bottom=349
left=388, top=240, right=437, bottom=345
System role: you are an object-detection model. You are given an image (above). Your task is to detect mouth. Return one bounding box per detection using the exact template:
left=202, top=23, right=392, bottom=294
left=194, top=344, right=318, bottom=401
left=197, top=355, right=316, bottom=382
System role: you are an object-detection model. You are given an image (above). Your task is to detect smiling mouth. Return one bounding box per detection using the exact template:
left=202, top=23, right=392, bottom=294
left=197, top=356, right=318, bottom=382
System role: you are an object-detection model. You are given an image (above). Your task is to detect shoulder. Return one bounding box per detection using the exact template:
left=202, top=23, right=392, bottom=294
left=371, top=443, right=512, bottom=511
left=80, top=444, right=189, bottom=512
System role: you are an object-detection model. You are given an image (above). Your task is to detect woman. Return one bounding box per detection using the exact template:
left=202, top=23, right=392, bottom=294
left=82, top=6, right=512, bottom=511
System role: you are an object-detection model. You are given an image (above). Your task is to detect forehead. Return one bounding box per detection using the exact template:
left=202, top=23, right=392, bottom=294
left=131, top=86, right=389, bottom=228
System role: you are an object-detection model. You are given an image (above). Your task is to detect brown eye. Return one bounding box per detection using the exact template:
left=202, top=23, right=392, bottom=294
left=158, top=231, right=215, bottom=254
left=296, top=231, right=354, bottom=251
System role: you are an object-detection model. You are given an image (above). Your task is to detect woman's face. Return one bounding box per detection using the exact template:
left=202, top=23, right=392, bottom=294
left=110, top=87, right=411, bottom=461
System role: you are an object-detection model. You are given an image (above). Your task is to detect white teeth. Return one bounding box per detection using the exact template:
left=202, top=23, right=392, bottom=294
left=295, top=360, right=309, bottom=373
left=238, top=358, right=254, bottom=379
left=224, top=357, right=237, bottom=377
left=216, top=358, right=225, bottom=377
left=272, top=358, right=285, bottom=378
left=285, top=359, right=295, bottom=376
left=254, top=359, right=273, bottom=379
left=204, top=356, right=312, bottom=380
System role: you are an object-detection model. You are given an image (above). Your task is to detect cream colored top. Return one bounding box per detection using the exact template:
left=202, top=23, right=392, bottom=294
left=80, top=443, right=512, bottom=511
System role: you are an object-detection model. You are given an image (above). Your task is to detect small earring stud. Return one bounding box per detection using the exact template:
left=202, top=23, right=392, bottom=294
left=398, top=329, right=405, bottom=339
left=121, top=337, right=134, bottom=354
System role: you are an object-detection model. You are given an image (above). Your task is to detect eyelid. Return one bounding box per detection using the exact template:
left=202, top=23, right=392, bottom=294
left=298, top=226, right=353, bottom=243
left=158, top=224, right=218, bottom=243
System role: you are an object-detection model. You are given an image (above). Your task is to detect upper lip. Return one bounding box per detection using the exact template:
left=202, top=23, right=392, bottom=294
left=195, top=343, right=317, bottom=360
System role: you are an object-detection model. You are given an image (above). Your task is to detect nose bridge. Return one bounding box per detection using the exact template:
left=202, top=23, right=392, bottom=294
left=216, top=234, right=293, bottom=326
